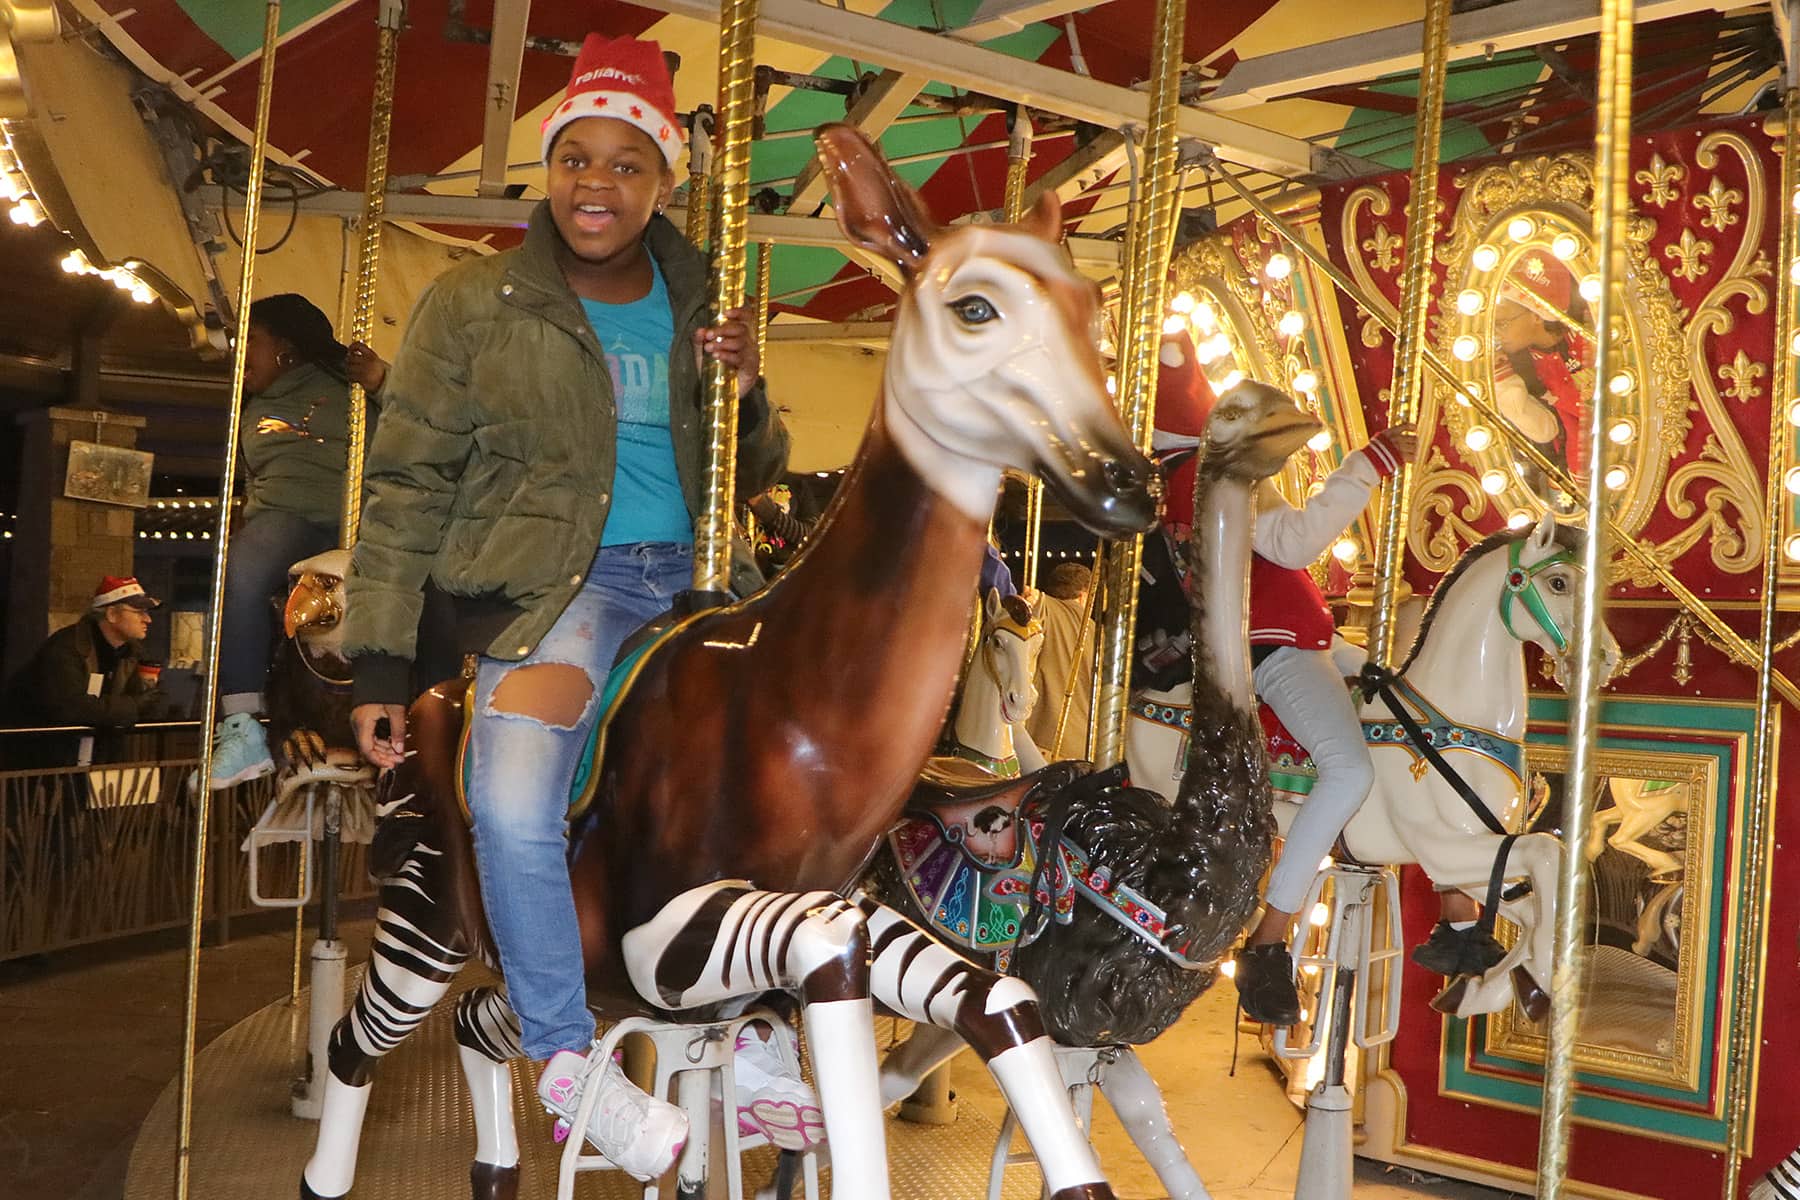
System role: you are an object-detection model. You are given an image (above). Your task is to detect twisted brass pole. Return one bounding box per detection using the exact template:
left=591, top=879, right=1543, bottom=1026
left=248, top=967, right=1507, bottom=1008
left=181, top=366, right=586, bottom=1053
left=340, top=1, right=403, bottom=547
left=743, top=241, right=772, bottom=550
left=695, top=0, right=758, bottom=595
left=1003, top=113, right=1046, bottom=591
left=1368, top=0, right=1450, bottom=673
left=1203, top=164, right=1800, bottom=710
left=1537, top=2, right=1632, bottom=1192
left=687, top=108, right=715, bottom=250
left=1719, top=79, right=1798, bottom=1200
left=179, top=7, right=280, bottom=1196
left=1092, top=0, right=1182, bottom=767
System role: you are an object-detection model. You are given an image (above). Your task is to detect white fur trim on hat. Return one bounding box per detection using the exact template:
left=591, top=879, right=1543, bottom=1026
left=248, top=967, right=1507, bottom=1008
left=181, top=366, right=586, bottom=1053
left=541, top=91, right=683, bottom=167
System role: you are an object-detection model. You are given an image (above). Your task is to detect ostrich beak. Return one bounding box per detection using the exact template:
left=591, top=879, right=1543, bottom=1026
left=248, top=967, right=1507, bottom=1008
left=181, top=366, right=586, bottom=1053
left=284, top=573, right=342, bottom=639
left=1254, top=408, right=1323, bottom=464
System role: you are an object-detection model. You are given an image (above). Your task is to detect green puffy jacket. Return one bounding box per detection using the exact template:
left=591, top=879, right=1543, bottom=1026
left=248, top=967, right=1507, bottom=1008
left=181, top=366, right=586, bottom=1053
left=345, top=205, right=790, bottom=705
left=241, top=361, right=367, bottom=529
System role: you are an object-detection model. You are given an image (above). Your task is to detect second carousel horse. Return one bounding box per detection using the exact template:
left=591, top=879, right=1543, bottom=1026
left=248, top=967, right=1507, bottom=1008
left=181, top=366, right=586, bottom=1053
left=299, top=125, right=1157, bottom=1200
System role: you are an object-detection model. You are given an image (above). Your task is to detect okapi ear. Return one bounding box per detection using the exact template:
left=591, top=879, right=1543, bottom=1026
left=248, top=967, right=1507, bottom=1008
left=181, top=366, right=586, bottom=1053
left=1020, top=189, right=1063, bottom=244
left=814, top=122, right=937, bottom=279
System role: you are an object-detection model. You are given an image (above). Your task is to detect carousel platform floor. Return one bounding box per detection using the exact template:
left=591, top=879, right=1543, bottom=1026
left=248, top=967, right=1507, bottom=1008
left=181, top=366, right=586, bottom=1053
left=5, top=916, right=1519, bottom=1200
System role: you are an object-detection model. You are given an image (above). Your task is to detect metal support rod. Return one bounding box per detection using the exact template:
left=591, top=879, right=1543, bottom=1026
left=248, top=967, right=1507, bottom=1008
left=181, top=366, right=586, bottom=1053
left=1049, top=544, right=1103, bottom=757
left=1202, top=163, right=1800, bottom=711
left=342, top=3, right=403, bottom=547
left=687, top=107, right=715, bottom=250
left=1536, top=2, right=1632, bottom=1192
left=1003, top=112, right=1048, bottom=593
left=1369, top=0, right=1450, bottom=672
left=1719, top=77, right=1799, bottom=1200
left=754, top=240, right=772, bottom=365
left=1092, top=0, right=1182, bottom=767
left=695, top=0, right=758, bottom=594
left=179, top=7, right=280, bottom=1196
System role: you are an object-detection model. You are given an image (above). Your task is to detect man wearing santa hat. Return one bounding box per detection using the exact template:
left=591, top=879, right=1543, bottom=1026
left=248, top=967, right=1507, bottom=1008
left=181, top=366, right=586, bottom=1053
left=6, top=576, right=171, bottom=734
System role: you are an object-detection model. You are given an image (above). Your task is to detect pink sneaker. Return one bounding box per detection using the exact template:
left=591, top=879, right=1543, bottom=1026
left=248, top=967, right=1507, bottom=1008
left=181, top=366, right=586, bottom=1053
left=732, top=1024, right=827, bottom=1151
left=538, top=1049, right=688, bottom=1181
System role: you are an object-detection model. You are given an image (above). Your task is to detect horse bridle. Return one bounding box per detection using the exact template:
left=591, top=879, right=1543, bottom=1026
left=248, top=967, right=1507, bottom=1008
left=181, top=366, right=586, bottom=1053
left=1498, top=539, right=1578, bottom=653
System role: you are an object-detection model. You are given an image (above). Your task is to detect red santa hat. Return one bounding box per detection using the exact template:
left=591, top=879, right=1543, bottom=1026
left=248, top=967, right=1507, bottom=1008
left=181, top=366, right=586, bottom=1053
left=541, top=34, right=684, bottom=167
left=1151, top=328, right=1218, bottom=451
left=92, top=575, right=160, bottom=610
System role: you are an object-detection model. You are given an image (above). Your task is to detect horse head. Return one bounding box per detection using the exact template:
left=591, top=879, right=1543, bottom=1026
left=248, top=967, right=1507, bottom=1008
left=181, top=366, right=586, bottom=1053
left=1497, top=513, right=1621, bottom=685
left=1198, top=380, right=1321, bottom=482
left=976, top=589, right=1043, bottom=727
left=812, top=123, right=1157, bottom=538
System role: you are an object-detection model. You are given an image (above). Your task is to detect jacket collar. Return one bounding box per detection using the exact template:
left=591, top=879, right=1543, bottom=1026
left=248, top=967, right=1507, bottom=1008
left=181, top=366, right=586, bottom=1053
left=507, top=202, right=708, bottom=336
left=253, top=360, right=334, bottom=402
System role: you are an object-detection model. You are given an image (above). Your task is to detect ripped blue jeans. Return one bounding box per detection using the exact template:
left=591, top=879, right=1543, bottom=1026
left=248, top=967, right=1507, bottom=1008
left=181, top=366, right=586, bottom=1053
left=466, top=541, right=693, bottom=1059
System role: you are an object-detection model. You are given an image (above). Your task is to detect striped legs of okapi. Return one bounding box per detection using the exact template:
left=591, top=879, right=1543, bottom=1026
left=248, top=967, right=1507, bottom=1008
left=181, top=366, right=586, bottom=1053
left=453, top=987, right=527, bottom=1200
left=854, top=895, right=1114, bottom=1200
left=301, top=845, right=473, bottom=1199
left=622, top=883, right=887, bottom=1198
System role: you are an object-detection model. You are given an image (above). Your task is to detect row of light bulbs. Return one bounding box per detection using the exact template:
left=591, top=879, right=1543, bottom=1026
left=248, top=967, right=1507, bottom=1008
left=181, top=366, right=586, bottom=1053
left=2, top=132, right=161, bottom=306
left=58, top=247, right=158, bottom=305
left=139, top=530, right=211, bottom=540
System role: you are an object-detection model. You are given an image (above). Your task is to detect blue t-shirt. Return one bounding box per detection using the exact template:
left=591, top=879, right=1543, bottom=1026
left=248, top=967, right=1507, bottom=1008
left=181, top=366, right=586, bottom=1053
left=581, top=259, right=694, bottom=546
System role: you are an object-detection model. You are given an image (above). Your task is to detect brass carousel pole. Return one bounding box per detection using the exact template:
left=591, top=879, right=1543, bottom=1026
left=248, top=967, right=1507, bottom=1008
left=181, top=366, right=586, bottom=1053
left=1718, top=72, right=1798, bottom=1200
left=687, top=107, right=715, bottom=250
left=1092, top=0, right=1182, bottom=767
left=743, top=240, right=772, bottom=550
left=1002, top=112, right=1049, bottom=592
left=694, top=0, right=758, bottom=595
left=1537, top=2, right=1632, bottom=1192
left=1202, top=165, right=1800, bottom=710
left=1367, top=0, right=1449, bottom=674
left=177, top=6, right=281, bottom=1196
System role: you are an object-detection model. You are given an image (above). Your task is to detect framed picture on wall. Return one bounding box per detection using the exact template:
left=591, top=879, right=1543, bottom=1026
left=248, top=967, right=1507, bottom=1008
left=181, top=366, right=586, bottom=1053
left=64, top=440, right=154, bottom=508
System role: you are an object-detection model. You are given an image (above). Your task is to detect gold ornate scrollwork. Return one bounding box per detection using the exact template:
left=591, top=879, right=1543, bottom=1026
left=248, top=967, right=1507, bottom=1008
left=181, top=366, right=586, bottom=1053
left=1363, top=224, right=1402, bottom=272
left=1408, top=445, right=1489, bottom=573
left=1664, top=229, right=1714, bottom=282
left=1340, top=185, right=1401, bottom=348
left=1693, top=176, right=1743, bottom=233
left=1718, top=350, right=1766, bottom=404
left=1636, top=153, right=1686, bottom=207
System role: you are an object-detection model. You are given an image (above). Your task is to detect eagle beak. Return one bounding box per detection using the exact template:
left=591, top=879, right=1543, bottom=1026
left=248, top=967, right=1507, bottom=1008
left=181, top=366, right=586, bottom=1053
left=284, top=574, right=341, bottom=638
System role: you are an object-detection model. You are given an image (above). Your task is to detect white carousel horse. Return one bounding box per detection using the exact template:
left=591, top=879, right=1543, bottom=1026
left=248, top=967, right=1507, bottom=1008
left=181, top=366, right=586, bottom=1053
left=1587, top=775, right=1688, bottom=880
left=1126, top=515, right=1620, bottom=1017
left=945, top=588, right=1049, bottom=782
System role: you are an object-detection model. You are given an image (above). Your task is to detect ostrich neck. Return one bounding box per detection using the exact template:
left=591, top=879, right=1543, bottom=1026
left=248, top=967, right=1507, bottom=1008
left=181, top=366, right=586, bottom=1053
left=1187, top=471, right=1255, bottom=712
left=952, top=655, right=1017, bottom=766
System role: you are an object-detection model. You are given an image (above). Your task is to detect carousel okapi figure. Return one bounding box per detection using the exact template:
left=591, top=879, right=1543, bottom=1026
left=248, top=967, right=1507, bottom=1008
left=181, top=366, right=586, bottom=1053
left=874, top=384, right=1318, bottom=1200
left=299, top=124, right=1158, bottom=1200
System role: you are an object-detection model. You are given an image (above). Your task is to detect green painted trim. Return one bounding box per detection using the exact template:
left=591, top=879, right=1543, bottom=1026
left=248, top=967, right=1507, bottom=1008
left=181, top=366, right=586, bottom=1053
left=176, top=0, right=341, bottom=61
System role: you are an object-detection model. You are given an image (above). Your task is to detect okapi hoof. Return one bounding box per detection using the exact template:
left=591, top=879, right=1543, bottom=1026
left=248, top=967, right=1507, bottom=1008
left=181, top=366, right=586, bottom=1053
left=469, top=1161, right=519, bottom=1200
left=1512, top=966, right=1551, bottom=1023
left=299, top=1177, right=343, bottom=1200
left=1050, top=1185, right=1117, bottom=1200
left=1428, top=975, right=1471, bottom=1016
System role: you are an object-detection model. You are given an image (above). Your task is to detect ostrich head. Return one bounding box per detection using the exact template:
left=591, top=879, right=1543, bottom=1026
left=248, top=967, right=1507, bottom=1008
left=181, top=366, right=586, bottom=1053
left=1199, top=380, right=1321, bottom=482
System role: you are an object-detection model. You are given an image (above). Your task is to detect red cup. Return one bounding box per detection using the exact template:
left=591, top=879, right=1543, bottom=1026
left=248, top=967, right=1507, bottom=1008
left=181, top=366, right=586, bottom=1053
left=137, top=663, right=162, bottom=686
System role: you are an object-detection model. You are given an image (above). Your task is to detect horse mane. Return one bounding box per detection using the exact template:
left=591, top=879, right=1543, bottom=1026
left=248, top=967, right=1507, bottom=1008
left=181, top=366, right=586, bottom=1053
left=1392, top=522, right=1586, bottom=678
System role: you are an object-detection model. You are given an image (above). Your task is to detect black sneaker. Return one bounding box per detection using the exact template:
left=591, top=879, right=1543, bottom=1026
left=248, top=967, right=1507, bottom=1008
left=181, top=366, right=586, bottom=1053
left=1233, top=943, right=1301, bottom=1025
left=1411, top=921, right=1507, bottom=977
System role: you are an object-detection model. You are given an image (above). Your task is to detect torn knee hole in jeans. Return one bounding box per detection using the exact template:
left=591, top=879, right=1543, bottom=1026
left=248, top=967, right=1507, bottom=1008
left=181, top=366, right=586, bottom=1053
left=484, top=662, right=597, bottom=730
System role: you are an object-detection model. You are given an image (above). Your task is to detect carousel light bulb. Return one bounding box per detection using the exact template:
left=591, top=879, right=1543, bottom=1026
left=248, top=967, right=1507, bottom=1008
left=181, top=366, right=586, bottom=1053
left=1219, top=369, right=1246, bottom=390
left=1507, top=510, right=1533, bottom=530
left=1608, top=371, right=1635, bottom=396
left=1786, top=534, right=1800, bottom=562
left=1169, top=291, right=1196, bottom=314
left=1481, top=469, right=1508, bottom=494
left=1790, top=331, right=1800, bottom=357
left=1331, top=537, right=1358, bottom=563
left=1309, top=902, right=1331, bottom=927
left=8, top=197, right=45, bottom=227
left=130, top=284, right=154, bottom=305
left=1792, top=190, right=1800, bottom=213
left=1265, top=253, right=1294, bottom=280
left=1465, top=425, right=1494, bottom=452
left=1202, top=334, right=1234, bottom=361
left=1786, top=466, right=1800, bottom=495
left=1194, top=302, right=1219, bottom=334
left=1455, top=289, right=1485, bottom=316
left=1292, top=368, right=1320, bottom=393
left=1790, top=258, right=1800, bottom=287
left=0, top=172, right=24, bottom=203
left=1307, top=429, right=1333, bottom=453
left=1278, top=309, right=1306, bottom=337
left=59, top=251, right=83, bottom=274
left=1220, top=959, right=1237, bottom=979
left=1105, top=374, right=1117, bottom=396
left=1551, top=233, right=1581, bottom=261
left=1452, top=334, right=1481, bottom=362
left=1605, top=464, right=1630, bottom=491
left=1609, top=419, right=1636, bottom=445
left=1472, top=244, right=1501, bottom=272
left=1580, top=274, right=1603, bottom=303
left=1788, top=399, right=1800, bottom=426
left=1461, top=380, right=1484, bottom=404
left=1507, top=216, right=1536, bottom=243
left=1163, top=313, right=1188, bottom=335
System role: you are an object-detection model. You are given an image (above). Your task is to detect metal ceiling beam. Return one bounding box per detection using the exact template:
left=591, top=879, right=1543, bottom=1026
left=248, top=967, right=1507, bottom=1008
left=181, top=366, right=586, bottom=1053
left=787, top=70, right=931, bottom=213
left=953, top=0, right=1095, bottom=43
left=1024, top=129, right=1127, bottom=205
left=1209, top=0, right=1733, bottom=110
left=206, top=186, right=1122, bottom=269
left=624, top=0, right=1325, bottom=177
left=478, top=0, right=533, bottom=198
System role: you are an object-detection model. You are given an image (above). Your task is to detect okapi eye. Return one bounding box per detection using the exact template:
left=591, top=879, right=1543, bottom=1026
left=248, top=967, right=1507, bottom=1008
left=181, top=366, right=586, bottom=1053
left=949, top=295, right=999, bottom=325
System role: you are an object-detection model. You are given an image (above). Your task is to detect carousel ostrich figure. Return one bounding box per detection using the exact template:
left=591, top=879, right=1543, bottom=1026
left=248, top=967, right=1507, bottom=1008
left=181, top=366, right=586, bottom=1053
left=298, top=125, right=1159, bottom=1200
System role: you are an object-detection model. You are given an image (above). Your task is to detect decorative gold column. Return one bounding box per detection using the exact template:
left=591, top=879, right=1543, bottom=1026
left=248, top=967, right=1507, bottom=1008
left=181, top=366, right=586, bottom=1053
left=1536, top=2, right=1632, bottom=1193
left=1091, top=0, right=1182, bottom=766
left=180, top=11, right=280, bottom=1196
left=1368, top=0, right=1450, bottom=672
left=743, top=240, right=772, bottom=550
left=686, top=107, right=715, bottom=250
left=1003, top=112, right=1047, bottom=591
left=1719, top=80, right=1798, bottom=1200
left=340, top=0, right=403, bottom=546
left=694, top=0, right=757, bottom=595
left=1203, top=163, right=1800, bottom=710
